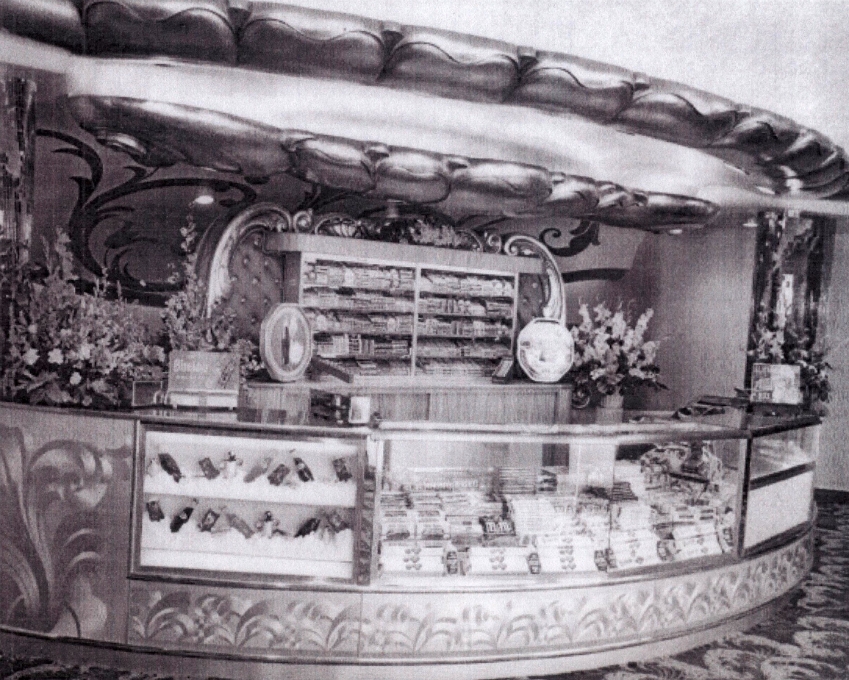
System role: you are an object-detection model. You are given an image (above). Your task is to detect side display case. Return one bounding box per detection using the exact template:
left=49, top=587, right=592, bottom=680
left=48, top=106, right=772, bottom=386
left=132, top=421, right=367, bottom=582
left=742, top=418, right=818, bottom=552
left=371, top=422, right=745, bottom=582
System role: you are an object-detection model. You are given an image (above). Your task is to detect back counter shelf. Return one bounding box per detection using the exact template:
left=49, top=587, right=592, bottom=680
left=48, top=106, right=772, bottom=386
left=0, top=401, right=819, bottom=680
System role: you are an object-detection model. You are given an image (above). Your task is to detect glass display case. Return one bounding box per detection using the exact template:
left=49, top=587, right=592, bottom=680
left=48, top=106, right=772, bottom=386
left=371, top=420, right=748, bottom=582
left=129, top=409, right=818, bottom=587
left=743, top=416, right=818, bottom=552
left=132, top=421, right=368, bottom=582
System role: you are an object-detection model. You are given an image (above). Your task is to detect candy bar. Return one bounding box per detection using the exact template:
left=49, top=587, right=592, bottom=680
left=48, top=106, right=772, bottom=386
left=267, top=463, right=291, bottom=486
left=158, top=453, right=183, bottom=482
left=145, top=499, right=165, bottom=522
left=198, top=457, right=220, bottom=480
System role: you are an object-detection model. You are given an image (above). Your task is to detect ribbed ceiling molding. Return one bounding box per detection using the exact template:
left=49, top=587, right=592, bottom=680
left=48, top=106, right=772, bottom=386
left=3, top=0, right=847, bottom=200
left=69, top=95, right=718, bottom=229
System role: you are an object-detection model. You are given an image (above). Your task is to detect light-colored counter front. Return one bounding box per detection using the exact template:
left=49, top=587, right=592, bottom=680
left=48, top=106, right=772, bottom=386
left=0, top=399, right=818, bottom=679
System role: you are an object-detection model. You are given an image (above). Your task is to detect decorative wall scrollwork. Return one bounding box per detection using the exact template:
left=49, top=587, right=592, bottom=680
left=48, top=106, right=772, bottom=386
left=504, top=233, right=566, bottom=324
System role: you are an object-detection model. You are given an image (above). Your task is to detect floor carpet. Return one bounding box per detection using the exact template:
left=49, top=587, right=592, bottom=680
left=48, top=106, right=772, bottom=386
left=1, top=502, right=847, bottom=680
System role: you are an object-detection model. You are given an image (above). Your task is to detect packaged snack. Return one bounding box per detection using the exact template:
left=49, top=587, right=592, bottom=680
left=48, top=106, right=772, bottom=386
left=296, top=517, right=322, bottom=537
left=325, top=509, right=349, bottom=533
left=267, top=463, right=291, bottom=486
left=158, top=453, right=183, bottom=482
left=220, top=452, right=242, bottom=480
left=333, top=457, right=353, bottom=482
left=294, top=457, right=315, bottom=482
left=225, top=510, right=254, bottom=539
left=198, top=508, right=220, bottom=532
left=244, top=457, right=272, bottom=483
left=198, top=457, right=220, bottom=480
left=170, top=500, right=196, bottom=533
left=145, top=499, right=165, bottom=522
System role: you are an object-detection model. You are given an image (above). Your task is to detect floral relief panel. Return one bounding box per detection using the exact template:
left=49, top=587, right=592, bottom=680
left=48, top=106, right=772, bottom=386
left=0, top=407, right=135, bottom=642
left=358, top=534, right=811, bottom=661
left=357, top=581, right=660, bottom=659
left=128, top=583, right=361, bottom=658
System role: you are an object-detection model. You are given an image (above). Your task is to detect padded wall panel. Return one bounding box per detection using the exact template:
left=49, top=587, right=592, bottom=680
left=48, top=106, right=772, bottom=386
left=239, top=2, right=388, bottom=81
left=0, top=0, right=84, bottom=52
left=82, top=0, right=237, bottom=63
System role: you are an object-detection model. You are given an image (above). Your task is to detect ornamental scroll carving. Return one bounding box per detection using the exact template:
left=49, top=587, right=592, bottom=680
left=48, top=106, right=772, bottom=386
left=5, top=0, right=847, bottom=198
left=0, top=420, right=133, bottom=639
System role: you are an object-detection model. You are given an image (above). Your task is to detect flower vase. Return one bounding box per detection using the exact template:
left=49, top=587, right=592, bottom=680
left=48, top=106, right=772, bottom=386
left=598, top=391, right=624, bottom=424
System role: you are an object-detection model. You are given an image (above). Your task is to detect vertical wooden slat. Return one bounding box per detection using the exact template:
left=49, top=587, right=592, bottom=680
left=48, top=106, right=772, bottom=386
left=0, top=69, right=36, bottom=368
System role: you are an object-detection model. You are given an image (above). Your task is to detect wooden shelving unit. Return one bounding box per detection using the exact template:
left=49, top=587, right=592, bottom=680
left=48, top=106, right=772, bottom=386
left=268, top=234, right=542, bottom=384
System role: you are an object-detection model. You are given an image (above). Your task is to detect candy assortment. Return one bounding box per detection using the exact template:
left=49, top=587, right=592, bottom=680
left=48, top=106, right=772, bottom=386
left=304, top=261, right=415, bottom=292
left=379, top=441, right=738, bottom=578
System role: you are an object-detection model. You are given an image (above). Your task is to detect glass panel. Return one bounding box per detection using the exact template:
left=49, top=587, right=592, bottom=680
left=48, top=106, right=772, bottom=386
left=744, top=425, right=817, bottom=549
left=749, top=427, right=816, bottom=481
left=378, top=436, right=612, bottom=580
left=610, top=438, right=742, bottom=571
left=138, top=427, right=360, bottom=580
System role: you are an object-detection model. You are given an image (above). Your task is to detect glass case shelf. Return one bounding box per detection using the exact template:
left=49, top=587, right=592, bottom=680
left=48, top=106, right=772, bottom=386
left=372, top=426, right=746, bottom=582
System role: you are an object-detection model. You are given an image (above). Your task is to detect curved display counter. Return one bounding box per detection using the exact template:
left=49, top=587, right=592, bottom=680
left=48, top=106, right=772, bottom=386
left=0, top=399, right=818, bottom=679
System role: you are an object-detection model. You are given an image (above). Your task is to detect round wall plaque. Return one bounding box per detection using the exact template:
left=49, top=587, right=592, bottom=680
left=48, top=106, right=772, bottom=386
left=516, top=318, right=574, bottom=383
left=260, top=304, right=313, bottom=382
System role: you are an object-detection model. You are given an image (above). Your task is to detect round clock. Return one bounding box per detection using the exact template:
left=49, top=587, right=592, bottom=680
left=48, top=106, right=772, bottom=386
left=260, top=304, right=313, bottom=382
left=516, top=317, right=575, bottom=383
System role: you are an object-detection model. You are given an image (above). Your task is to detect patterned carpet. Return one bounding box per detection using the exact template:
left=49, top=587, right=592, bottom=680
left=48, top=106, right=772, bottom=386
left=1, top=501, right=847, bottom=680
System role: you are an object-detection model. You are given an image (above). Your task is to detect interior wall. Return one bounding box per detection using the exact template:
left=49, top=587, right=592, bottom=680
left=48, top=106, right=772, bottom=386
left=575, top=217, right=758, bottom=411
left=817, top=218, right=849, bottom=491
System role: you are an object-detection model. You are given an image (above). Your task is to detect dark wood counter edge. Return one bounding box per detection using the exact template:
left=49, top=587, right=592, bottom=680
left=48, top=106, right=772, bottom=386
left=0, top=398, right=820, bottom=440
left=749, top=462, right=816, bottom=491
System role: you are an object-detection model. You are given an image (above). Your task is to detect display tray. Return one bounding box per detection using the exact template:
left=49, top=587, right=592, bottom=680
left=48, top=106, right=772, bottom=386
left=140, top=517, right=354, bottom=578
left=143, top=474, right=358, bottom=507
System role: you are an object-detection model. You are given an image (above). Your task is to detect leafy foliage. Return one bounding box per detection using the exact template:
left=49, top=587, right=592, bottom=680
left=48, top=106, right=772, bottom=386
left=569, top=301, right=665, bottom=397
left=160, top=214, right=262, bottom=380
left=749, top=307, right=831, bottom=406
left=1, top=230, right=166, bottom=409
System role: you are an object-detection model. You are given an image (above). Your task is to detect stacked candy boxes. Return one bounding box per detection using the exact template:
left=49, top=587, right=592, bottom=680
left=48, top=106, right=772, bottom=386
left=378, top=467, right=608, bottom=577
left=378, top=441, right=737, bottom=577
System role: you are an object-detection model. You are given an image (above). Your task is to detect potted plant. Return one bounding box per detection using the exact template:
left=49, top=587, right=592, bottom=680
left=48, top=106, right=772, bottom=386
left=159, top=214, right=263, bottom=406
left=568, top=301, right=665, bottom=409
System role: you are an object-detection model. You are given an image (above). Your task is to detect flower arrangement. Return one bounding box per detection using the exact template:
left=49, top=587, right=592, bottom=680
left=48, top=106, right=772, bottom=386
left=749, top=308, right=830, bottom=408
left=161, top=214, right=263, bottom=380
left=569, top=301, right=665, bottom=399
left=1, top=230, right=166, bottom=409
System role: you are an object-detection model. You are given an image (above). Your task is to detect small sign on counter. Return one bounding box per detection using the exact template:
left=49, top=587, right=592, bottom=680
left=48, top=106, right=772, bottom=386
left=165, top=350, right=240, bottom=409
left=751, top=362, right=802, bottom=405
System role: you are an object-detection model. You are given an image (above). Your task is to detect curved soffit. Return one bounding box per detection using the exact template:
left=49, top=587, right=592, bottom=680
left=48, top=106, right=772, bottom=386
left=2, top=0, right=848, bottom=201
left=68, top=95, right=718, bottom=229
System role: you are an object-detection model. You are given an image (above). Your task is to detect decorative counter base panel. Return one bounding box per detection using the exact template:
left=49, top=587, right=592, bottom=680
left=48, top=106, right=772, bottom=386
left=0, top=530, right=812, bottom=680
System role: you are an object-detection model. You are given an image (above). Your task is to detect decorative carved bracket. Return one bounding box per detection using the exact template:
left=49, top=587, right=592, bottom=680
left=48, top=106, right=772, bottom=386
left=504, top=234, right=566, bottom=325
